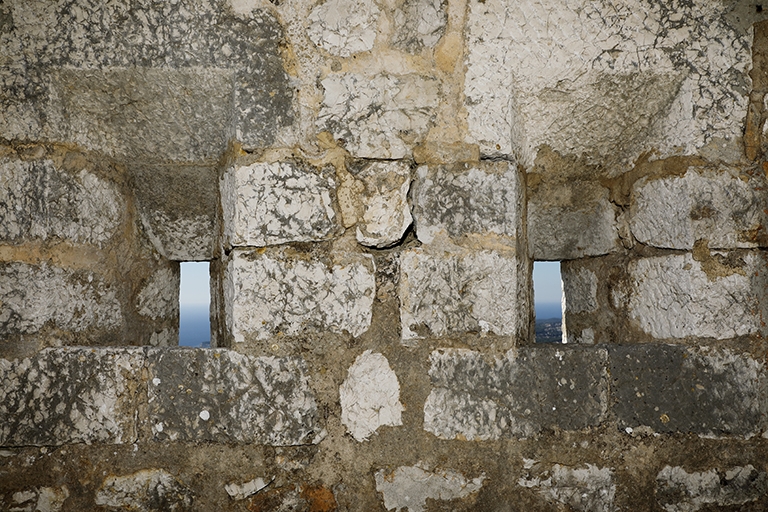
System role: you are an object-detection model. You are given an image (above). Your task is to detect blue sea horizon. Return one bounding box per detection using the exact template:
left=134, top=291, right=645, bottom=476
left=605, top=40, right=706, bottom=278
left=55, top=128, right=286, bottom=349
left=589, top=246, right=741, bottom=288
left=535, top=302, right=562, bottom=320
left=179, top=303, right=211, bottom=347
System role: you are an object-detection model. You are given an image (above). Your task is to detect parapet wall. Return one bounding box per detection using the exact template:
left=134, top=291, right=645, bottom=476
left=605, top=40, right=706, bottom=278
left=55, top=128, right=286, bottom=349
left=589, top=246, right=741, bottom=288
left=2, top=1, right=768, bottom=511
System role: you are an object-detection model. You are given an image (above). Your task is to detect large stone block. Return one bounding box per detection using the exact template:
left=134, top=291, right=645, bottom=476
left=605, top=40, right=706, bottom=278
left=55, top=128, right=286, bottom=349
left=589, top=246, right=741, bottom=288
left=222, top=248, right=375, bottom=344
left=374, top=464, right=485, bottom=512
left=147, top=348, right=321, bottom=446
left=423, top=347, right=608, bottom=440
left=391, top=0, right=448, bottom=54
left=221, top=161, right=341, bottom=249
left=355, top=161, right=412, bottom=248
left=630, top=167, right=768, bottom=250
left=610, top=345, right=762, bottom=436
left=307, top=0, right=380, bottom=57
left=95, top=469, right=194, bottom=512
left=519, top=464, right=615, bottom=512
left=318, top=73, right=440, bottom=159
left=0, top=348, right=144, bottom=446
left=656, top=465, right=768, bottom=512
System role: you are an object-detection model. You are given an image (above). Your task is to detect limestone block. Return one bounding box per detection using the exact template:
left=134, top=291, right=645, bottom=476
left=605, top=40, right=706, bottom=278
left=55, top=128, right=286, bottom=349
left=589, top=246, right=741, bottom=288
left=340, top=350, right=404, bottom=442
left=630, top=168, right=768, bottom=250
left=0, top=262, right=123, bottom=337
left=610, top=345, right=762, bottom=436
left=464, top=0, right=755, bottom=167
left=391, top=0, right=448, bottom=54
left=399, top=246, right=527, bottom=342
left=619, top=252, right=767, bottom=340
left=519, top=464, right=615, bottom=512
left=0, top=158, right=122, bottom=248
left=95, top=469, right=194, bottom=511
left=136, top=268, right=180, bottom=321
left=221, top=161, right=341, bottom=248
left=528, top=181, right=619, bottom=260
left=223, top=248, right=375, bottom=343
left=355, top=161, right=412, bottom=248
left=319, top=73, right=440, bottom=159
left=0, top=347, right=144, bottom=446
left=423, top=347, right=608, bottom=440
left=374, top=464, right=485, bottom=512
left=561, top=267, right=598, bottom=315
left=5, top=486, right=69, bottom=512
left=307, top=0, right=380, bottom=57
left=412, top=162, right=523, bottom=247
left=147, top=348, right=321, bottom=446
left=656, top=465, right=768, bottom=512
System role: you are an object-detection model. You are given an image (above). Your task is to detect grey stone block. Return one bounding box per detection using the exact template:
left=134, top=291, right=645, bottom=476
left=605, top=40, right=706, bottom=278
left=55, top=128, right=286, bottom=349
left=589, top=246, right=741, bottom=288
left=147, top=348, right=321, bottom=446
left=609, top=345, right=762, bottom=436
left=519, top=464, right=615, bottom=512
left=0, top=348, right=145, bottom=446
left=355, top=161, right=413, bottom=249
left=656, top=465, right=768, bottom=512
left=424, top=347, right=608, bottom=440
left=95, top=469, right=194, bottom=512
left=391, top=0, right=448, bottom=54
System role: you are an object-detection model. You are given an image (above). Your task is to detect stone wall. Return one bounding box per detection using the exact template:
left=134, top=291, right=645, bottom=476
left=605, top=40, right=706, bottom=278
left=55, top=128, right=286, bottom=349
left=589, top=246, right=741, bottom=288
left=2, top=1, right=768, bottom=511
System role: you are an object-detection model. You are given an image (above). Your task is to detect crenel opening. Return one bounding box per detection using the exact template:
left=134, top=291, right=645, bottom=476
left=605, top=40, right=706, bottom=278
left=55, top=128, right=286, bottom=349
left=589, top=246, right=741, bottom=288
left=179, top=262, right=211, bottom=348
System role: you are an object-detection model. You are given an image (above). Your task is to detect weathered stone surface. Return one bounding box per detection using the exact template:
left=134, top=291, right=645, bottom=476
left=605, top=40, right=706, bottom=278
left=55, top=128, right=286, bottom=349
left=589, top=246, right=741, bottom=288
left=413, top=162, right=522, bottom=247
left=424, top=347, right=608, bottom=440
left=464, top=0, right=756, bottom=167
left=374, top=464, right=485, bottom=512
left=223, top=248, right=375, bottom=343
left=319, top=73, right=440, bottom=159
left=95, top=469, right=194, bottom=512
left=561, top=266, right=598, bottom=315
left=224, top=476, right=270, bottom=501
left=0, top=348, right=144, bottom=446
left=0, top=262, right=123, bottom=337
left=147, top=349, right=321, bottom=446
left=307, top=0, right=380, bottom=57
left=355, top=161, right=412, bottom=248
left=137, top=268, right=180, bottom=322
left=528, top=180, right=619, bottom=260
left=610, top=345, right=762, bottom=436
left=340, top=350, right=403, bottom=442
left=391, top=0, right=447, bottom=54
left=656, top=465, right=768, bottom=512
left=0, top=158, right=122, bottom=248
left=618, top=252, right=767, bottom=340
left=5, top=485, right=69, bottom=512
left=221, top=161, right=340, bottom=249
left=631, top=167, right=768, bottom=250
left=519, top=464, right=615, bottom=512
left=399, top=245, right=527, bottom=343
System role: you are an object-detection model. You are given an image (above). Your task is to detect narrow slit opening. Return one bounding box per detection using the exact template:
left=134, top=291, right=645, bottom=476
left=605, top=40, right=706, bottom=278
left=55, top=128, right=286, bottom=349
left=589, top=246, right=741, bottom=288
left=179, top=262, right=211, bottom=348
left=533, top=261, right=564, bottom=344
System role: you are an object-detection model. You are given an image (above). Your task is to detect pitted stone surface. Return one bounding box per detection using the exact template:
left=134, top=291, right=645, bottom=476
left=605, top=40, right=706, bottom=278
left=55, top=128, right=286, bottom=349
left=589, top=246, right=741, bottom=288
left=5, top=485, right=69, bottom=512
left=424, top=347, right=608, bottom=440
left=221, top=161, right=340, bottom=248
left=0, top=262, right=123, bottom=336
left=465, top=0, right=754, bottom=166
left=391, top=0, right=448, bottom=54
left=224, top=248, right=375, bottom=342
left=95, top=469, right=194, bottom=511
left=0, top=158, right=122, bottom=247
left=519, top=464, right=616, bottom=512
left=147, top=349, right=320, bottom=446
left=399, top=246, right=525, bottom=342
left=307, top=0, right=380, bottom=57
left=656, top=465, right=768, bottom=512
left=562, top=267, right=598, bottom=315
left=319, top=73, right=440, bottom=159
left=621, top=252, right=766, bottom=340
left=631, top=168, right=768, bottom=250
left=610, top=345, right=762, bottom=436
left=340, top=350, right=404, bottom=442
left=355, top=161, right=412, bottom=248
left=0, top=347, right=144, bottom=446
left=412, top=162, right=522, bottom=247
left=137, top=268, right=180, bottom=321
left=374, top=464, right=485, bottom=512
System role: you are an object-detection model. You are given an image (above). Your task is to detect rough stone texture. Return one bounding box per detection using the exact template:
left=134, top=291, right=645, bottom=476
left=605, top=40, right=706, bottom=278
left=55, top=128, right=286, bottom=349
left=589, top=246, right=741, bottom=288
left=656, top=465, right=768, bottom=512
left=95, top=469, right=194, bottom=512
left=5, top=485, right=69, bottom=512
left=610, top=345, right=762, bottom=436
left=147, top=348, right=321, bottom=446
left=0, top=158, right=122, bottom=248
left=561, top=266, right=598, bottom=315
left=340, top=350, right=404, bottom=442
left=619, top=252, right=767, bottom=340
left=0, top=348, right=144, bottom=446
left=528, top=180, right=619, bottom=260
left=224, top=476, right=270, bottom=501
left=412, top=162, right=522, bottom=247
left=221, top=161, right=340, bottom=249
left=630, top=167, right=768, bottom=250
left=355, top=161, right=412, bottom=248
left=307, top=0, right=380, bottom=57
left=374, top=464, right=485, bottom=512
left=319, top=73, right=441, bottom=159
left=137, top=268, right=180, bottom=321
left=391, top=0, right=448, bottom=54
left=424, top=347, right=608, bottom=440
left=519, top=464, right=615, bottom=512
left=464, top=0, right=756, bottom=167
left=399, top=245, right=526, bottom=343
left=222, top=248, right=375, bottom=344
